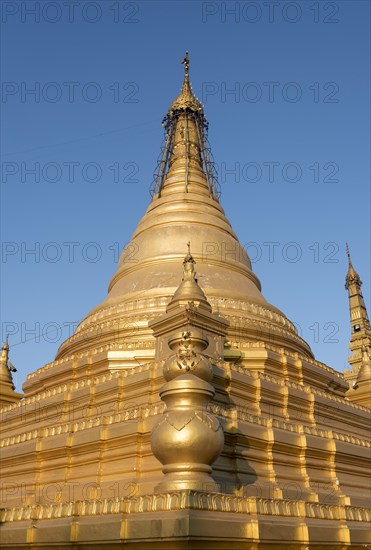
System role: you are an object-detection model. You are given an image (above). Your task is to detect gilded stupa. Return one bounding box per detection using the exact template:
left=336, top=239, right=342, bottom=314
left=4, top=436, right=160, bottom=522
left=1, top=54, right=370, bottom=548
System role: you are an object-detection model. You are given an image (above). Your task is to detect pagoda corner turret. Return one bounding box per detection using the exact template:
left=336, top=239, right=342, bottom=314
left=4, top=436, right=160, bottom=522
left=344, top=243, right=371, bottom=407
left=0, top=337, right=23, bottom=407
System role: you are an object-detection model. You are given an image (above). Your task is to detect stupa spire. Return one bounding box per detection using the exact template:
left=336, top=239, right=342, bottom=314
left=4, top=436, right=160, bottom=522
left=151, top=52, right=220, bottom=199
left=346, top=242, right=351, bottom=266
left=345, top=242, right=362, bottom=288
left=344, top=243, right=371, bottom=398
left=168, top=51, right=203, bottom=114
left=344, top=244, right=369, bottom=325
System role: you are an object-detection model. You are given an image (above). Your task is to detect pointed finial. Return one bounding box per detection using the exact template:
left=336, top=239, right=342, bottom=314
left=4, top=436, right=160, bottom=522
left=184, top=241, right=195, bottom=265
left=346, top=242, right=352, bottom=267
left=2, top=335, right=9, bottom=354
left=167, top=52, right=203, bottom=114
left=183, top=242, right=196, bottom=282
left=165, top=242, right=212, bottom=312
left=1, top=336, right=10, bottom=369
left=345, top=241, right=362, bottom=288
left=181, top=51, right=190, bottom=77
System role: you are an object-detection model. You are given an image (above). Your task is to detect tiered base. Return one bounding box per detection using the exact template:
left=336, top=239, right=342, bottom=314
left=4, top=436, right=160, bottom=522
left=1, top=491, right=370, bottom=549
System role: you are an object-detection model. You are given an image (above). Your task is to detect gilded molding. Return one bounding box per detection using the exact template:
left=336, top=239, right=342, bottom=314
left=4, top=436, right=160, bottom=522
left=1, top=492, right=370, bottom=522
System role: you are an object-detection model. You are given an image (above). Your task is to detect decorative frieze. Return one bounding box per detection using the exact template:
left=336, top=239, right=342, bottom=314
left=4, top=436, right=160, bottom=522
left=1, top=492, right=370, bottom=522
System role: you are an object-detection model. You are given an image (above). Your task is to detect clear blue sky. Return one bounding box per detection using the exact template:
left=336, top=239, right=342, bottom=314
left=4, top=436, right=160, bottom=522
left=1, top=1, right=370, bottom=390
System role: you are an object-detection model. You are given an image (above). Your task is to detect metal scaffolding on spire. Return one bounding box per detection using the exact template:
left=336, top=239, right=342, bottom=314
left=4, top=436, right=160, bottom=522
left=150, top=53, right=221, bottom=199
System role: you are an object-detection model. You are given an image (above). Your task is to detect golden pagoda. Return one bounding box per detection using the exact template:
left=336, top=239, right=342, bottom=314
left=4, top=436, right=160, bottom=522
left=1, top=53, right=370, bottom=548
